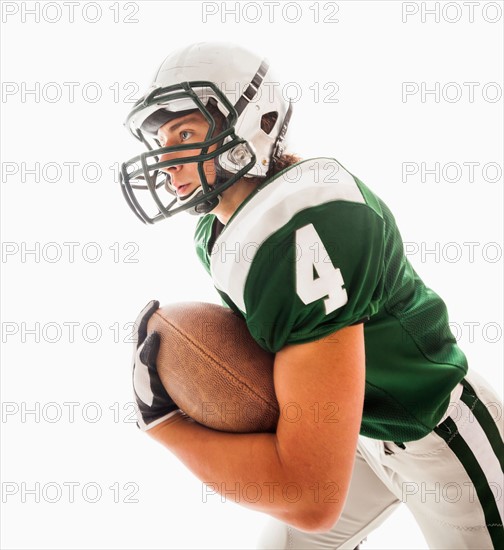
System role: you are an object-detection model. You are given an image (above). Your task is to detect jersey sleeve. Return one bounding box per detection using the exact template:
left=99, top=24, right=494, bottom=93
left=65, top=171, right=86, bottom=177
left=243, top=200, right=385, bottom=352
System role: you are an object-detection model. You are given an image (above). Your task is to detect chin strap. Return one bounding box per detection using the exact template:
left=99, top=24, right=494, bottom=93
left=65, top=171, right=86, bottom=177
left=175, top=184, right=221, bottom=216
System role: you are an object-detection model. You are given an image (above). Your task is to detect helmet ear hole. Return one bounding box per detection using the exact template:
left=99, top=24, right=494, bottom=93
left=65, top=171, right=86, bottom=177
left=261, top=111, right=278, bottom=135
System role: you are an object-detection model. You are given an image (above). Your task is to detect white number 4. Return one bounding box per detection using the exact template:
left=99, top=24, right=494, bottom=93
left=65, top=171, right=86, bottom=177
left=295, top=224, right=348, bottom=315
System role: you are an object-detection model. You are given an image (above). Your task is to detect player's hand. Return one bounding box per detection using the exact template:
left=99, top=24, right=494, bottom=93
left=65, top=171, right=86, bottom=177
left=132, top=300, right=179, bottom=431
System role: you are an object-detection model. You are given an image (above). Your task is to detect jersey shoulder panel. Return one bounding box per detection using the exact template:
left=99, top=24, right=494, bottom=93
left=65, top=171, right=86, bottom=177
left=210, top=158, right=372, bottom=310
left=210, top=158, right=386, bottom=352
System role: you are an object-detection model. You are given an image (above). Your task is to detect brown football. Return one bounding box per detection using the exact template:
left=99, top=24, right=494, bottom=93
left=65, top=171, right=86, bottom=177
left=147, top=302, right=279, bottom=433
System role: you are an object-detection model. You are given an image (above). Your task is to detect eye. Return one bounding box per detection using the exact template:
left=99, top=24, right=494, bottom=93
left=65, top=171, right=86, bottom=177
left=180, top=130, right=193, bottom=141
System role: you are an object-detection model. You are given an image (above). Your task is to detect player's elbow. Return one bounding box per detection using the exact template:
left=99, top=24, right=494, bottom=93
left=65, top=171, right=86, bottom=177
left=288, top=503, right=341, bottom=533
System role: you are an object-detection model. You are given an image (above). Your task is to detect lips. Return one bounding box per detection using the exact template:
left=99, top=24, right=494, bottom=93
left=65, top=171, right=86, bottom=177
left=175, top=183, right=191, bottom=196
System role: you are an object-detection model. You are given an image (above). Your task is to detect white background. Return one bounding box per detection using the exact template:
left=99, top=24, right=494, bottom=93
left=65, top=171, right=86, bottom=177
left=1, top=1, right=503, bottom=548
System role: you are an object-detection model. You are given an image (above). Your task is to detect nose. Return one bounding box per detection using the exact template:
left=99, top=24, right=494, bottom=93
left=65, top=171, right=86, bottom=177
left=159, top=152, right=183, bottom=175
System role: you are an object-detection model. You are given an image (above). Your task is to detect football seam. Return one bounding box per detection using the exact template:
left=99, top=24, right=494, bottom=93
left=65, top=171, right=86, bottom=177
left=153, top=311, right=279, bottom=414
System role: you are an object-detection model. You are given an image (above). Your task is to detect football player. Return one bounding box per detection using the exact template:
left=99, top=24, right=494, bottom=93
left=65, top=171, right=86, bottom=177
left=121, top=42, right=503, bottom=549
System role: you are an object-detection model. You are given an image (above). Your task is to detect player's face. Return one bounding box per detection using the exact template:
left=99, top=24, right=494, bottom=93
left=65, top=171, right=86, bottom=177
left=156, top=112, right=217, bottom=197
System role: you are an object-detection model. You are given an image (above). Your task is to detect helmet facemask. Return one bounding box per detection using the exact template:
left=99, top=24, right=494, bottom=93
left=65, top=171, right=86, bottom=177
left=120, top=81, right=257, bottom=224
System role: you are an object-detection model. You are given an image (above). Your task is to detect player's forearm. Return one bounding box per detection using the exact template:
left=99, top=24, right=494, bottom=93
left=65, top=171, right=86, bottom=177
left=148, top=412, right=333, bottom=530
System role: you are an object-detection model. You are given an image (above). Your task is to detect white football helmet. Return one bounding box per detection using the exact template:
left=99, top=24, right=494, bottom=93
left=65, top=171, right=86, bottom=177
left=120, top=42, right=292, bottom=223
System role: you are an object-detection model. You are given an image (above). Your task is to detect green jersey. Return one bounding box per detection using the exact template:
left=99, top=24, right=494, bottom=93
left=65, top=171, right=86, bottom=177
left=194, top=158, right=468, bottom=442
